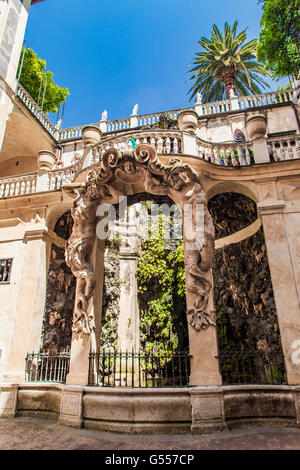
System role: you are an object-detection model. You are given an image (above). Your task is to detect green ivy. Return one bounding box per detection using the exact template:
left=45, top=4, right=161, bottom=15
left=136, top=212, right=188, bottom=358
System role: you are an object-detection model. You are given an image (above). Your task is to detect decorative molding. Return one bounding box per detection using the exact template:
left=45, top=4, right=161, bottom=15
left=257, top=200, right=285, bottom=215
left=63, top=145, right=216, bottom=334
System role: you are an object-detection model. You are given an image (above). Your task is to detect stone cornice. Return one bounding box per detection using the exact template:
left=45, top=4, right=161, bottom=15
left=257, top=200, right=286, bottom=215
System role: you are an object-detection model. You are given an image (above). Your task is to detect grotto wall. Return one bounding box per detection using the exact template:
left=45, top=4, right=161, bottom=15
left=208, top=193, right=283, bottom=356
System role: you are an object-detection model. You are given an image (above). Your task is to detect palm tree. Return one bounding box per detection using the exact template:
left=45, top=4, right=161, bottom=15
left=188, top=21, right=271, bottom=102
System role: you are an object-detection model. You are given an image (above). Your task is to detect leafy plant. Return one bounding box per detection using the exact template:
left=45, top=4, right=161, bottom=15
left=17, top=48, right=69, bottom=114
left=188, top=21, right=271, bottom=102
left=257, top=0, right=300, bottom=80
left=136, top=211, right=188, bottom=361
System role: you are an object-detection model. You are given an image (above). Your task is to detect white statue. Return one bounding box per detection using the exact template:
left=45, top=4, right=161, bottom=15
left=131, top=104, right=138, bottom=116
left=229, top=88, right=237, bottom=99
left=196, top=92, right=202, bottom=104
left=55, top=119, right=62, bottom=130
left=101, top=110, right=108, bottom=121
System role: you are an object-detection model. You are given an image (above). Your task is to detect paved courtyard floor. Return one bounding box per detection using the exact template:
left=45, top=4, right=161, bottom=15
left=1, top=417, right=300, bottom=450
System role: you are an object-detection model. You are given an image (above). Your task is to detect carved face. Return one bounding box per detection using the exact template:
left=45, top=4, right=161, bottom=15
left=123, top=160, right=136, bottom=174
left=167, top=170, right=191, bottom=190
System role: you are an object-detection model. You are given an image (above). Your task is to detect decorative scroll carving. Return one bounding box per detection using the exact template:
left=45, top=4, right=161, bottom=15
left=64, top=144, right=215, bottom=334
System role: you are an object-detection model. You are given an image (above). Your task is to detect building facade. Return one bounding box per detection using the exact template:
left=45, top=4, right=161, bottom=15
left=1, top=0, right=300, bottom=432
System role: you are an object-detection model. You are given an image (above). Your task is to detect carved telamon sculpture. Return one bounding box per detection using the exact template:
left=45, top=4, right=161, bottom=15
left=64, top=145, right=215, bottom=335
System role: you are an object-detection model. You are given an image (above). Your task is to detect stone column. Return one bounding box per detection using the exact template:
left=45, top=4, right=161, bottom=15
left=182, top=195, right=222, bottom=387
left=118, top=242, right=140, bottom=353
left=258, top=195, right=300, bottom=384
left=66, top=238, right=105, bottom=386
left=184, top=256, right=222, bottom=387
left=2, top=228, right=48, bottom=384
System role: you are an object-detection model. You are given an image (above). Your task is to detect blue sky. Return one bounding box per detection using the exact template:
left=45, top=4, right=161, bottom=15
left=25, top=0, right=287, bottom=128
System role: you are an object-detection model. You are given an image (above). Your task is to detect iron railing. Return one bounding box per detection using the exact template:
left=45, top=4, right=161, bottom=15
left=218, top=351, right=287, bottom=385
left=25, top=350, right=70, bottom=384
left=88, top=350, right=191, bottom=388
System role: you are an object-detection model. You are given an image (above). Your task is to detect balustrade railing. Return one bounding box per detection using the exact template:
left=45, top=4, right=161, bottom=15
left=88, top=350, right=191, bottom=388
left=0, top=173, right=37, bottom=198
left=16, top=83, right=57, bottom=138
left=106, top=118, right=131, bottom=133
left=267, top=135, right=300, bottom=162
left=197, top=138, right=254, bottom=166
left=202, top=99, right=231, bottom=115
left=25, top=350, right=70, bottom=384
left=93, top=131, right=183, bottom=164
left=47, top=160, right=83, bottom=190
left=236, top=89, right=292, bottom=111
left=16, top=82, right=294, bottom=144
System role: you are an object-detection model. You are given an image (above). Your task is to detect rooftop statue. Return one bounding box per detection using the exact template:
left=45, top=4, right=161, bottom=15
left=101, top=110, right=108, bottom=121
left=131, top=104, right=139, bottom=116
left=196, top=92, right=202, bottom=104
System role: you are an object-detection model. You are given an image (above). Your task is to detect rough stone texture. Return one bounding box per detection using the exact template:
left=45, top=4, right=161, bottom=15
left=42, top=212, right=75, bottom=351
left=190, top=388, right=227, bottom=434
left=208, top=193, right=283, bottom=357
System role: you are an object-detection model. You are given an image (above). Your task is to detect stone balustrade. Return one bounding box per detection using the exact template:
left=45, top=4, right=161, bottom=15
left=236, top=89, right=292, bottom=111
left=59, top=126, right=85, bottom=140
left=47, top=161, right=83, bottom=190
left=0, top=173, right=37, bottom=198
left=106, top=118, right=131, bottom=133
left=16, top=83, right=57, bottom=138
left=267, top=135, right=300, bottom=162
left=136, top=108, right=193, bottom=127
left=92, top=130, right=183, bottom=164
left=201, top=99, right=231, bottom=115
left=196, top=138, right=254, bottom=166
left=1, top=134, right=299, bottom=199
left=16, top=82, right=294, bottom=145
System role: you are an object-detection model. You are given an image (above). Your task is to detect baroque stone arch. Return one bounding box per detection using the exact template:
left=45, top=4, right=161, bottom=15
left=46, top=201, right=74, bottom=233
left=207, top=181, right=259, bottom=204
left=63, top=144, right=216, bottom=336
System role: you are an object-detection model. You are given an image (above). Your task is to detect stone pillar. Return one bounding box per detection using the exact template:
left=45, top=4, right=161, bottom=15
left=118, top=243, right=140, bottom=353
left=2, top=229, right=48, bottom=383
left=258, top=196, right=300, bottom=384
left=58, top=385, right=83, bottom=428
left=65, top=331, right=91, bottom=386
left=183, top=208, right=222, bottom=387
left=190, top=387, right=226, bottom=433
left=0, top=384, right=18, bottom=418
left=185, top=265, right=222, bottom=386
left=66, top=238, right=105, bottom=386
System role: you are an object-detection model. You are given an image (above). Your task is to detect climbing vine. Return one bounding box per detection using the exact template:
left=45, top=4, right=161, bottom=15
left=136, top=211, right=188, bottom=356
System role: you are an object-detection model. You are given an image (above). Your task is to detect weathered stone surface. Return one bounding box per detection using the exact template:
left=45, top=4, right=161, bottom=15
left=43, top=212, right=75, bottom=351
left=209, top=193, right=283, bottom=357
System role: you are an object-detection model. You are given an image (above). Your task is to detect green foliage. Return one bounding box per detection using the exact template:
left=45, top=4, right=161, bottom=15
left=188, top=21, right=271, bottom=102
left=257, top=0, right=300, bottom=79
left=136, top=212, right=187, bottom=357
left=17, top=48, right=69, bottom=114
